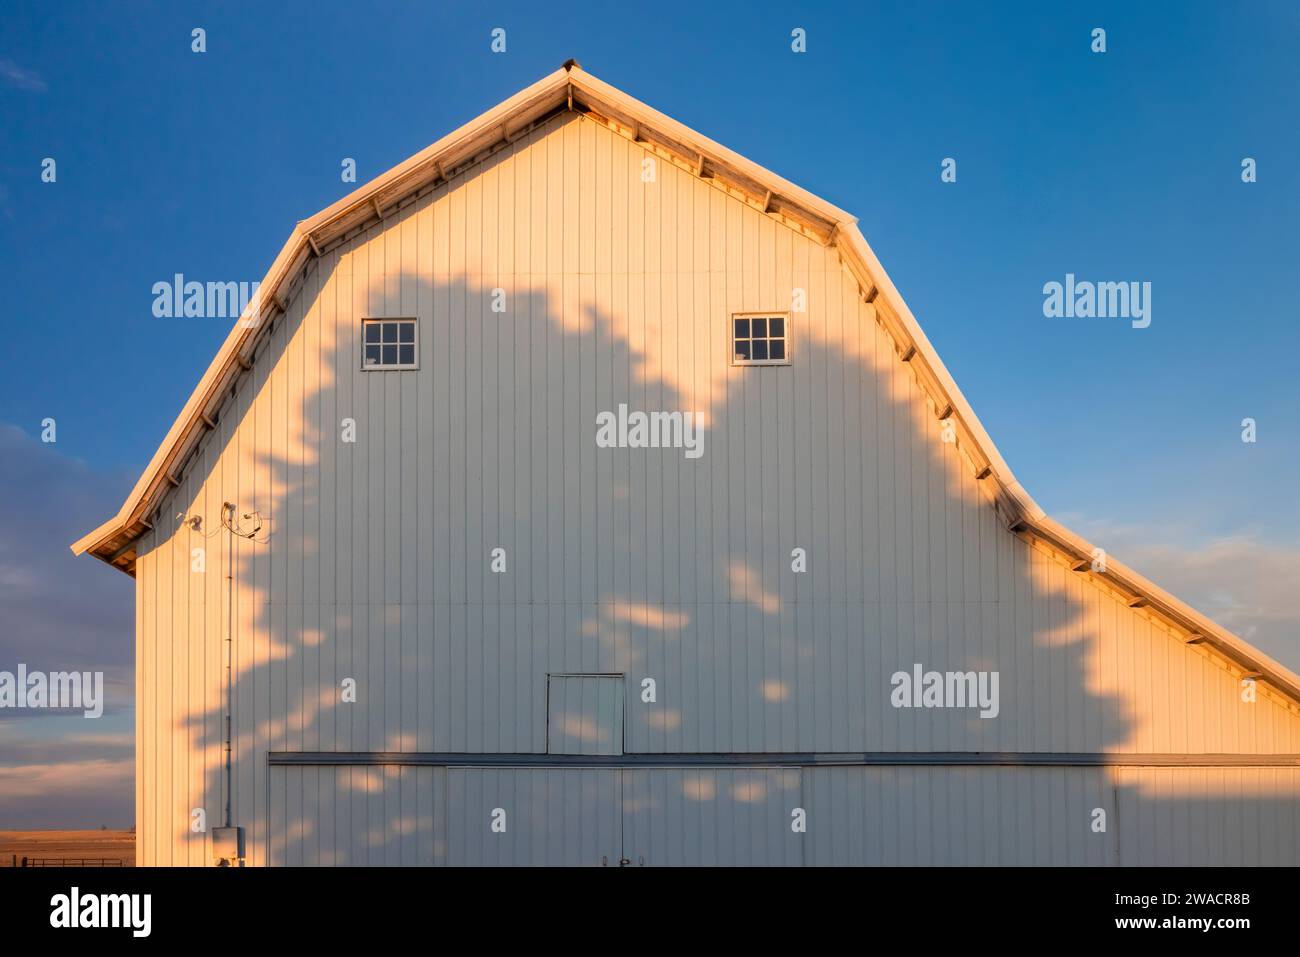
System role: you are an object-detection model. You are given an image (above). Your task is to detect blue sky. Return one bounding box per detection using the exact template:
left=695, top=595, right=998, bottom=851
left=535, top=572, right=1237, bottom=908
left=1, top=1, right=1298, bottom=825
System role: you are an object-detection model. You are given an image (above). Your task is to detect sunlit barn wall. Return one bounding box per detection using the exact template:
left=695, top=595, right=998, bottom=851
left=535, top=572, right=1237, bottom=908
left=134, top=111, right=1300, bottom=866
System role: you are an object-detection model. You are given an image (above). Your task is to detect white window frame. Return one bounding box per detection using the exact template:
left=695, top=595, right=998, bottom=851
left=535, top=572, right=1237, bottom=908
left=360, top=317, right=419, bottom=371
left=730, top=311, right=791, bottom=367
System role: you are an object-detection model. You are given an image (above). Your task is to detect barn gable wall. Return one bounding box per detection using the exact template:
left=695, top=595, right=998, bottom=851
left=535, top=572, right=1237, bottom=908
left=132, top=111, right=1300, bottom=865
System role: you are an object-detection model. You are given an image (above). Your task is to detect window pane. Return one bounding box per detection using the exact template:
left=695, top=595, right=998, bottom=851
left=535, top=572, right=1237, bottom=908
left=365, top=344, right=381, bottom=365
left=734, top=340, right=751, bottom=361
left=751, top=317, right=766, bottom=338
left=399, top=322, right=415, bottom=343
left=399, top=344, right=415, bottom=365
left=770, top=317, right=784, bottom=338
left=752, top=339, right=768, bottom=360
left=383, top=344, right=397, bottom=365
left=769, top=340, right=785, bottom=360
left=382, top=322, right=398, bottom=343
left=365, top=324, right=381, bottom=343
left=734, top=317, right=749, bottom=339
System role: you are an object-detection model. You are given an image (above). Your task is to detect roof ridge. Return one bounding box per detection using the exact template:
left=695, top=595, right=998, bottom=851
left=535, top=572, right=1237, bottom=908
left=71, top=65, right=1300, bottom=712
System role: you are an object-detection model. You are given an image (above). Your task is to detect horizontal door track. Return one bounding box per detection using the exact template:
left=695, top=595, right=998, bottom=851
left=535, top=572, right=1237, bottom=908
left=268, top=750, right=1300, bottom=769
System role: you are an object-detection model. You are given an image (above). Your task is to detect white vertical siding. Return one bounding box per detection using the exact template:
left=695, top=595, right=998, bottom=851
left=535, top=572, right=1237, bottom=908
left=803, top=766, right=1118, bottom=866
left=133, top=110, right=1300, bottom=865
left=269, top=765, right=1300, bottom=866
left=1115, top=767, right=1300, bottom=866
left=446, top=768, right=619, bottom=866
left=270, top=765, right=445, bottom=866
left=623, top=768, right=803, bottom=866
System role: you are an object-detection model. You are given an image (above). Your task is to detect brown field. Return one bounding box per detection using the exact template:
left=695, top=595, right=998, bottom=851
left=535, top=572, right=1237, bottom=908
left=0, top=830, right=135, bottom=867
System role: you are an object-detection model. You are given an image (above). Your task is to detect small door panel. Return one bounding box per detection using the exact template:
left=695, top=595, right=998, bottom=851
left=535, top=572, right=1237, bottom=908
left=547, top=674, right=625, bottom=755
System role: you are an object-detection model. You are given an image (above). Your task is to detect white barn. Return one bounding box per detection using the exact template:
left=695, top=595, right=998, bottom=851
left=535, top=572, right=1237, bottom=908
left=75, top=63, right=1300, bottom=866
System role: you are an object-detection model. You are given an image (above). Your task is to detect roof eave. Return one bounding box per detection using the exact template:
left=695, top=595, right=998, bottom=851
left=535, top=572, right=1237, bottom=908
left=69, top=64, right=1300, bottom=710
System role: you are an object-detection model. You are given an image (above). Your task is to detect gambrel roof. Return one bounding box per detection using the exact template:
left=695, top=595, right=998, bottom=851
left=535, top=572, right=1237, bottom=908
left=71, top=61, right=1300, bottom=707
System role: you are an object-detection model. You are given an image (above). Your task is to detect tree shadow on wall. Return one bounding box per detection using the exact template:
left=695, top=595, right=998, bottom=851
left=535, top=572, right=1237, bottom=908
left=141, top=236, right=1293, bottom=866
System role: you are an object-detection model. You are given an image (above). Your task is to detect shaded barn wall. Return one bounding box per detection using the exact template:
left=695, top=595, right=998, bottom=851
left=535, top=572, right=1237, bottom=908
left=264, top=765, right=1300, bottom=867
left=133, top=111, right=1300, bottom=865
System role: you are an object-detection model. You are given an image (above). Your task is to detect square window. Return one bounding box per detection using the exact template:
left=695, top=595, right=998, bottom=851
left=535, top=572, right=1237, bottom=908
left=362, top=319, right=418, bottom=369
left=731, top=314, right=790, bottom=366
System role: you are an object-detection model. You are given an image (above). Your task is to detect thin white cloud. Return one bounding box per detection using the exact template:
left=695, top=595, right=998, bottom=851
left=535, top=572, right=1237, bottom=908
left=1068, top=516, right=1300, bottom=674
left=0, top=57, right=46, bottom=92
left=0, top=724, right=134, bottom=766
left=0, top=759, right=133, bottom=828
